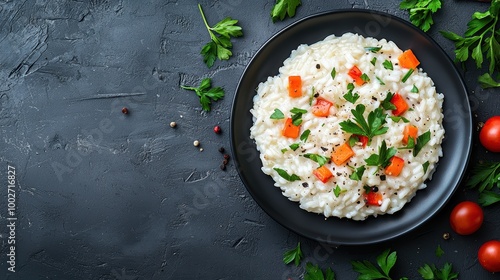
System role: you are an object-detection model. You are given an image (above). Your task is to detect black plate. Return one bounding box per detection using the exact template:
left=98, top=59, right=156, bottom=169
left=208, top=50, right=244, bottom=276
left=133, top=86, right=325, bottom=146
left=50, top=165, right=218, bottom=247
left=230, top=9, right=472, bottom=245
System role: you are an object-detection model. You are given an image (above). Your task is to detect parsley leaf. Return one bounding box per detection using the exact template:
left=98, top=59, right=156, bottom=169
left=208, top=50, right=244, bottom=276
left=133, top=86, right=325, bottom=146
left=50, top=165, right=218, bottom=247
left=300, top=129, right=311, bottom=142
left=400, top=0, right=442, bottom=32
left=350, top=165, right=366, bottom=181
left=411, top=85, right=419, bottom=93
left=198, top=4, right=243, bottom=68
left=271, top=0, right=301, bottom=22
left=290, top=107, right=307, bottom=126
left=270, top=108, right=285, bottom=119
left=423, top=161, right=430, bottom=173
left=283, top=242, right=303, bottom=266
left=181, top=78, right=224, bottom=111
left=303, top=153, right=329, bottom=167
left=440, top=1, right=500, bottom=88
left=413, top=131, right=431, bottom=156
left=390, top=116, right=410, bottom=123
left=365, top=140, right=397, bottom=168
left=383, top=60, right=394, bottom=70
left=333, top=185, right=345, bottom=197
left=289, top=143, right=300, bottom=151
left=466, top=162, right=500, bottom=206
left=352, top=249, right=399, bottom=280
left=381, top=92, right=397, bottom=110
left=343, top=88, right=360, bottom=104
left=361, top=73, right=371, bottom=82
left=339, top=104, right=389, bottom=144
left=331, top=67, right=337, bottom=80
left=371, top=57, right=377, bottom=66
left=435, top=245, right=444, bottom=257
left=274, top=168, right=301, bottom=181
left=304, top=262, right=335, bottom=280
left=365, top=46, right=382, bottom=53
left=418, top=263, right=458, bottom=280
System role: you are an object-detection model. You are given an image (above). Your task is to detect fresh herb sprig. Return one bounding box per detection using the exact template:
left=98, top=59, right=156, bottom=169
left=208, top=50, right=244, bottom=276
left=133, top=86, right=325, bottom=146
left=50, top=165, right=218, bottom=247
left=305, top=262, right=335, bottom=280
left=181, top=78, right=224, bottom=111
left=344, top=83, right=360, bottom=104
left=271, top=0, right=301, bottom=22
left=418, top=263, right=458, bottom=280
left=340, top=104, right=389, bottom=145
left=274, top=167, right=300, bottom=182
left=351, top=249, right=400, bottom=280
left=283, top=242, right=303, bottom=266
left=400, top=0, right=442, bottom=32
left=440, top=1, right=500, bottom=88
left=365, top=140, right=397, bottom=169
left=466, top=162, right=500, bottom=206
left=198, top=4, right=243, bottom=68
left=303, top=153, right=329, bottom=167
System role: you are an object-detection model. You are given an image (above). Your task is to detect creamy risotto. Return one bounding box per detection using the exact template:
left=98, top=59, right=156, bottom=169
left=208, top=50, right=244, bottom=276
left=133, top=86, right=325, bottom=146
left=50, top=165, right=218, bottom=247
left=249, top=33, right=445, bottom=221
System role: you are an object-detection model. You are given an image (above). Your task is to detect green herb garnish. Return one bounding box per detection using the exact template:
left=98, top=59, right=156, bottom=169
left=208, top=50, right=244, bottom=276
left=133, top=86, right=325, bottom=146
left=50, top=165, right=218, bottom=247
left=333, top=185, right=345, bottom=197
left=383, top=60, right=394, bottom=70
left=381, top=92, right=397, bottom=110
left=361, top=73, right=371, bottom=82
left=423, top=161, right=430, bottom=173
left=274, top=168, right=301, bottom=181
left=339, top=104, right=389, bottom=144
left=413, top=130, right=431, bottom=156
left=331, top=67, right=336, bottom=80
left=411, top=85, right=419, bottom=93
left=270, top=108, right=285, bottom=119
left=365, top=140, right=397, bottom=168
left=350, top=165, right=366, bottom=181
left=289, top=143, right=300, bottom=151
left=389, top=116, right=410, bottom=123
left=303, top=153, right=329, bottom=167
left=198, top=4, right=243, bottom=68
left=365, top=46, right=382, bottom=53
left=290, top=107, right=307, bottom=126
left=402, top=68, right=414, bottom=83
left=371, top=57, right=377, bottom=66
left=181, top=78, right=225, bottom=111
left=300, top=129, right=311, bottom=142
left=376, top=76, right=386, bottom=85
left=305, top=262, right=335, bottom=280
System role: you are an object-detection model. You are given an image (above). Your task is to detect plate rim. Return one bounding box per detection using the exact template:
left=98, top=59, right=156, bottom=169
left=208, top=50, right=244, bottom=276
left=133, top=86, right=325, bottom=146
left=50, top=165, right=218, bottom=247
left=230, top=8, right=472, bottom=245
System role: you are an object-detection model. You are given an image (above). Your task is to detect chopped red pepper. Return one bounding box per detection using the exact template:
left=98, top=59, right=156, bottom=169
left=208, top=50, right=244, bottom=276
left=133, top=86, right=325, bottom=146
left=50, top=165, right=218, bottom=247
left=311, top=97, right=333, bottom=117
left=282, top=118, right=300, bottom=138
left=385, top=156, right=405, bottom=176
left=288, top=76, right=302, bottom=97
left=364, top=191, right=383, bottom=206
left=356, top=135, right=369, bottom=147
left=348, top=65, right=365, bottom=86
left=313, top=165, right=334, bottom=183
left=402, top=125, right=418, bottom=145
left=390, top=93, right=409, bottom=116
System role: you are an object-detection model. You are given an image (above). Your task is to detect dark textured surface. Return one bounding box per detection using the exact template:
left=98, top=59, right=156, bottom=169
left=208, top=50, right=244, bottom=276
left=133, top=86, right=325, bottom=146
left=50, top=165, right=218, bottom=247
left=0, top=0, right=499, bottom=279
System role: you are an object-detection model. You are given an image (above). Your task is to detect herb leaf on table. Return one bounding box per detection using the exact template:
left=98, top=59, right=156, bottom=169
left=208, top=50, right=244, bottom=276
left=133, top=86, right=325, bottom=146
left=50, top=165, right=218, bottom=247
left=283, top=242, right=303, bottom=266
left=418, top=263, right=458, bottom=280
left=440, top=0, right=500, bottom=88
left=466, top=162, right=500, bottom=206
left=271, top=0, right=301, bottom=22
left=400, top=0, right=442, bottom=32
left=304, top=262, right=335, bottom=280
left=351, top=249, right=401, bottom=280
left=180, top=78, right=224, bottom=111
left=198, top=4, right=243, bottom=68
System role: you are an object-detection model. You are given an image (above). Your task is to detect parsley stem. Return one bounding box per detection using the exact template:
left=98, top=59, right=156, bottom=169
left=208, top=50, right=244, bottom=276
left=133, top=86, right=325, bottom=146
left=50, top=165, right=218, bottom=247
left=198, top=4, right=213, bottom=37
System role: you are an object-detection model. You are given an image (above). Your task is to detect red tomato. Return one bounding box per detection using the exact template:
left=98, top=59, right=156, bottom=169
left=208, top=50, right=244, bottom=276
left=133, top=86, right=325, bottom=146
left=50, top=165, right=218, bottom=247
left=449, top=201, right=484, bottom=235
left=478, top=240, right=500, bottom=272
left=479, top=116, right=500, bottom=152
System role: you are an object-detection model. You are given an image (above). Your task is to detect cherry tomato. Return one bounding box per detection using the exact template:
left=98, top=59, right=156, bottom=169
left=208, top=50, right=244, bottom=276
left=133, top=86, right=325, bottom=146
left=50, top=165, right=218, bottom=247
left=479, top=116, right=500, bottom=152
left=478, top=240, right=500, bottom=272
left=449, top=201, right=483, bottom=235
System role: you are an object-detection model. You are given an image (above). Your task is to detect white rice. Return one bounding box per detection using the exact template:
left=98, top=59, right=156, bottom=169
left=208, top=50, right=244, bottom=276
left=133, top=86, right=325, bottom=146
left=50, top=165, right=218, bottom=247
left=249, top=33, right=445, bottom=221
